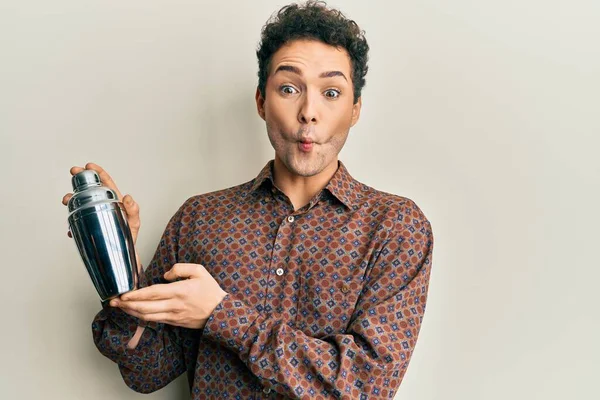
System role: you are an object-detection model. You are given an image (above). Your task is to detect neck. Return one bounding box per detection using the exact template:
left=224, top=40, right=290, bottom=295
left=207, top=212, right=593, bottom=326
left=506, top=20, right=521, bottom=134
left=272, top=157, right=339, bottom=211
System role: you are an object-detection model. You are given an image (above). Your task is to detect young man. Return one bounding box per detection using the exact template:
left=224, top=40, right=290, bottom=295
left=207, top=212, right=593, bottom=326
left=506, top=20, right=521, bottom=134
left=63, top=2, right=433, bottom=399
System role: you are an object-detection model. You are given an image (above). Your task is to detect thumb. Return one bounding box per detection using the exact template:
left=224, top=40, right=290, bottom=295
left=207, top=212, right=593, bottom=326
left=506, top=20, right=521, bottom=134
left=164, top=263, right=204, bottom=281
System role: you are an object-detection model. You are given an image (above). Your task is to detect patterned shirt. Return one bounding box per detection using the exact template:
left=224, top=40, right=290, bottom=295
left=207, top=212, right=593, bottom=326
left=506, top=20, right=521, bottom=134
left=92, top=160, right=434, bottom=399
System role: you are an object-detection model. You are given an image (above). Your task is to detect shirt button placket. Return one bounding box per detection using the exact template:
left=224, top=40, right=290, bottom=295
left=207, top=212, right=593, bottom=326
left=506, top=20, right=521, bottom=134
left=268, top=213, right=293, bottom=316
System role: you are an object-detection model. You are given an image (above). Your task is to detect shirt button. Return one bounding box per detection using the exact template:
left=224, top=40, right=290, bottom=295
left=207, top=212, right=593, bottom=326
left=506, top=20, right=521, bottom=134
left=287, top=215, right=295, bottom=223
left=276, top=268, right=284, bottom=276
left=263, top=387, right=271, bottom=394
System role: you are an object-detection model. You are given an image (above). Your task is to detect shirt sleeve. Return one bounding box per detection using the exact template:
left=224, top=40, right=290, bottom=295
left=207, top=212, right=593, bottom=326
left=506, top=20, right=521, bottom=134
left=91, top=203, right=189, bottom=394
left=202, top=201, right=434, bottom=399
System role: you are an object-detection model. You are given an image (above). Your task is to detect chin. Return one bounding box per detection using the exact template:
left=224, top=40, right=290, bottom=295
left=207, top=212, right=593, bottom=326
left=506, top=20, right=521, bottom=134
left=289, top=164, right=321, bottom=177
left=283, top=153, right=331, bottom=177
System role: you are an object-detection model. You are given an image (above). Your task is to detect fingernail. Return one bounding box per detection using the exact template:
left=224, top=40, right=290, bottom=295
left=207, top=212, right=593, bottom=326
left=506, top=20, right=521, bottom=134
left=110, top=300, right=118, bottom=307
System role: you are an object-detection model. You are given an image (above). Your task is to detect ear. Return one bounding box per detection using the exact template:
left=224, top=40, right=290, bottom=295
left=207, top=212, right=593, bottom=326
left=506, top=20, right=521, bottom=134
left=350, top=96, right=362, bottom=127
left=255, top=87, right=266, bottom=121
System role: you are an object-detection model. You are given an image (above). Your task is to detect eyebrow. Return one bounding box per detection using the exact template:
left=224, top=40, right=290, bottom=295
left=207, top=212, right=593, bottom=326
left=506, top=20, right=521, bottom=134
left=274, top=65, right=348, bottom=82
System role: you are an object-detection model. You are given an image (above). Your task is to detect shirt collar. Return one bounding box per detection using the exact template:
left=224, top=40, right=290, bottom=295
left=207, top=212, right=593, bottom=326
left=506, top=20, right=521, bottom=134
left=250, top=160, right=361, bottom=209
left=249, top=160, right=275, bottom=193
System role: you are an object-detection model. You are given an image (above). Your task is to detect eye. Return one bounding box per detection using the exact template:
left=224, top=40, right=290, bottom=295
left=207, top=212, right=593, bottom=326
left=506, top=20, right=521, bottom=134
left=280, top=85, right=298, bottom=95
left=324, top=89, right=341, bottom=99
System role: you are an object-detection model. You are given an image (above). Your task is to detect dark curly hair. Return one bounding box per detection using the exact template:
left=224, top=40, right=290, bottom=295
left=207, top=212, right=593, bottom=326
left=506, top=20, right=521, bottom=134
left=256, top=1, right=369, bottom=104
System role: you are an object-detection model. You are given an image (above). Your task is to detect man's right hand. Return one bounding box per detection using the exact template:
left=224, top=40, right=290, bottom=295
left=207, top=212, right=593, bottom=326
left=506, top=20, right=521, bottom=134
left=62, top=162, right=142, bottom=273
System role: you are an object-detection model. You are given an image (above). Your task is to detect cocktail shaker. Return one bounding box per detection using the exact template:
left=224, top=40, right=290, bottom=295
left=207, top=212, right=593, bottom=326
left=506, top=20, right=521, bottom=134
left=67, top=170, right=138, bottom=301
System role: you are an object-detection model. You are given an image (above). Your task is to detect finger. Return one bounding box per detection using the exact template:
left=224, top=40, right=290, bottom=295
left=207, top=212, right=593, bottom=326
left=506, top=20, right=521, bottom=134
left=113, top=299, right=179, bottom=315
left=70, top=166, right=85, bottom=176
left=84, top=162, right=124, bottom=200
left=122, top=194, right=140, bottom=230
left=164, top=263, right=204, bottom=281
left=62, top=193, right=73, bottom=206
left=120, top=308, right=176, bottom=324
left=134, top=249, right=143, bottom=275
left=122, top=194, right=140, bottom=245
left=120, top=283, right=176, bottom=301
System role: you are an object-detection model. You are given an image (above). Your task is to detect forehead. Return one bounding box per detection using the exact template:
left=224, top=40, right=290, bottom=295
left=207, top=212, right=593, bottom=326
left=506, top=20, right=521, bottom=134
left=269, top=39, right=352, bottom=77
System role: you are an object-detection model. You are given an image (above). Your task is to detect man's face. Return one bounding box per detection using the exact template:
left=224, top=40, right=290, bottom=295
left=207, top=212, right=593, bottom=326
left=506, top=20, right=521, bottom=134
left=256, top=39, right=362, bottom=178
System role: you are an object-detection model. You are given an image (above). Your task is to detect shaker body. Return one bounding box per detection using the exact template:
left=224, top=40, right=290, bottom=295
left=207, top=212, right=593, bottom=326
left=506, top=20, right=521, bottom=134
left=68, top=201, right=138, bottom=301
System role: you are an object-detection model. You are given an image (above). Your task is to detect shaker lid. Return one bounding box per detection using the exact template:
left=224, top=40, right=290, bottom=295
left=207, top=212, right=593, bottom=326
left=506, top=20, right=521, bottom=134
left=72, top=169, right=101, bottom=191
left=68, top=170, right=119, bottom=214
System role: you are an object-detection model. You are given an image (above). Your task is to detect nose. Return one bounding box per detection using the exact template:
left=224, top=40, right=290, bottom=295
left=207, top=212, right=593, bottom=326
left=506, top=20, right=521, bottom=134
left=297, top=91, right=318, bottom=124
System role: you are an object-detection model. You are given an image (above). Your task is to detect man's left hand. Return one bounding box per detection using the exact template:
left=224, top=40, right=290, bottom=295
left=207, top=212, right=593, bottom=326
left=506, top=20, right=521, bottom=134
left=110, top=263, right=227, bottom=330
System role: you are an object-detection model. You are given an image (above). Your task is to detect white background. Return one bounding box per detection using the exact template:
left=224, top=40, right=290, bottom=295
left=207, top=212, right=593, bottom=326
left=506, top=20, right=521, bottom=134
left=1, top=0, right=598, bottom=399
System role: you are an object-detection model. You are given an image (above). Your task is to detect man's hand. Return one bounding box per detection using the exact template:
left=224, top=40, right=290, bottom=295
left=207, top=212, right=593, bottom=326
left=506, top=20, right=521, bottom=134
left=110, top=263, right=228, bottom=330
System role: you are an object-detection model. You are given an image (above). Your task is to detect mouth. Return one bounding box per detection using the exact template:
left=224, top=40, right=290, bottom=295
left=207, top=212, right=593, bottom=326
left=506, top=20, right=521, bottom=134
left=298, top=138, right=315, bottom=152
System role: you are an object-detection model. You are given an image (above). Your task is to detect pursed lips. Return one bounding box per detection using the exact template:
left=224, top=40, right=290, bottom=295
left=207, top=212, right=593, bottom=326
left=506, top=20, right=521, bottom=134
left=297, top=137, right=316, bottom=152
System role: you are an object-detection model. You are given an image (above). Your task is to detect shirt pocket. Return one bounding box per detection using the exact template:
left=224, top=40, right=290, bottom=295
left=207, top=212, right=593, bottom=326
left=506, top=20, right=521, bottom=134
left=295, top=261, right=363, bottom=338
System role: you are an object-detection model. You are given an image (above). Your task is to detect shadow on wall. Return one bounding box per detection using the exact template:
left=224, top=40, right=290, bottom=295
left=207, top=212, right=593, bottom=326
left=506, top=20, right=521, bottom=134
left=194, top=81, right=272, bottom=190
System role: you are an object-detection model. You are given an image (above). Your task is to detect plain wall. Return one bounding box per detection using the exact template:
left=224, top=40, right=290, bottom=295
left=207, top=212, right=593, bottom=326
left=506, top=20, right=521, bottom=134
left=1, top=0, right=599, bottom=399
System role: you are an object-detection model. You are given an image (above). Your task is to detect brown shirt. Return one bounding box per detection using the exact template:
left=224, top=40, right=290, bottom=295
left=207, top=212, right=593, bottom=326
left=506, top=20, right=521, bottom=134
left=92, top=160, right=434, bottom=399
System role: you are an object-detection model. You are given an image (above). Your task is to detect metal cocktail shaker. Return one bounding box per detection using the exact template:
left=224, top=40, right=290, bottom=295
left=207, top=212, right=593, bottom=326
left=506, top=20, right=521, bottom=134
left=67, top=170, right=138, bottom=301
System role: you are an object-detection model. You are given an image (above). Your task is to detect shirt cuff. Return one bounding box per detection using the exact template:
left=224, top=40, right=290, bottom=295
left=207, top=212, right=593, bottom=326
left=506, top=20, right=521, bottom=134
left=202, top=293, right=263, bottom=357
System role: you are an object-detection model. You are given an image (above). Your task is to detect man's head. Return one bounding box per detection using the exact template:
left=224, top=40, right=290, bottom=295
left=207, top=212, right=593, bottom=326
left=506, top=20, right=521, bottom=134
left=255, top=1, right=369, bottom=178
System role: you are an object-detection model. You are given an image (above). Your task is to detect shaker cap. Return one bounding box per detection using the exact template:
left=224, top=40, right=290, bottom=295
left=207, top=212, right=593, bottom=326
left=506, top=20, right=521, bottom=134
left=68, top=170, right=119, bottom=214
left=72, top=170, right=102, bottom=192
